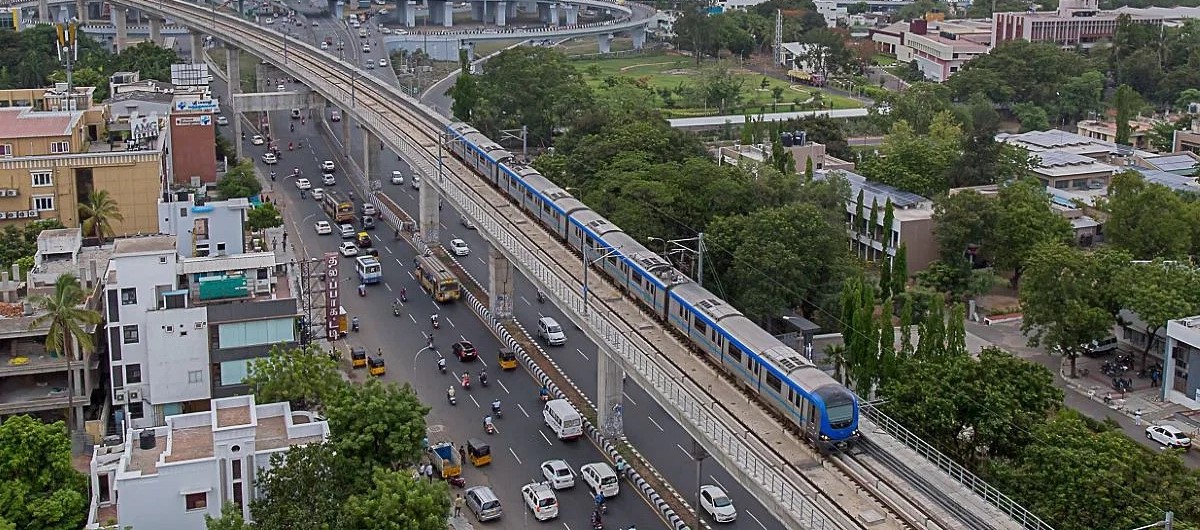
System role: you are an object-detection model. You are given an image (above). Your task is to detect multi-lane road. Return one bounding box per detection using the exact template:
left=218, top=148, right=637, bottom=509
left=214, top=12, right=790, bottom=530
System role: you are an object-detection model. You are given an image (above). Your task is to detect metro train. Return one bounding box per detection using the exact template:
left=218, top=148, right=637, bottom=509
left=444, top=122, right=859, bottom=447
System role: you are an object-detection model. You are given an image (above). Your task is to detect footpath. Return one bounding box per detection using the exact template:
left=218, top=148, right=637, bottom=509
left=965, top=320, right=1200, bottom=468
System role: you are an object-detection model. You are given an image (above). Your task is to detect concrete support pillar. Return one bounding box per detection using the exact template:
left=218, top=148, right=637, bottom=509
left=429, top=0, right=443, bottom=24
left=404, top=1, right=416, bottom=26
left=470, top=0, right=483, bottom=21
left=597, top=33, right=611, bottom=54
left=341, top=114, right=351, bottom=153
left=536, top=3, right=548, bottom=23
left=495, top=1, right=506, bottom=26
left=37, top=0, right=48, bottom=22
left=596, top=346, right=625, bottom=438
left=441, top=0, right=453, bottom=27
left=190, top=31, right=205, bottom=61
left=363, top=130, right=381, bottom=187
left=564, top=4, right=577, bottom=25
left=631, top=27, right=645, bottom=49
left=114, top=9, right=128, bottom=53
left=1163, top=336, right=1177, bottom=403
left=334, top=1, right=344, bottom=19
left=548, top=3, right=558, bottom=26
left=75, top=0, right=86, bottom=23
left=310, top=94, right=324, bottom=126
left=149, top=17, right=163, bottom=46
left=226, top=46, right=242, bottom=160
left=487, top=246, right=514, bottom=321
left=418, top=168, right=440, bottom=249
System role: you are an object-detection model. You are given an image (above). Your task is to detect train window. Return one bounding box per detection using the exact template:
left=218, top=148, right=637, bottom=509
left=694, top=319, right=707, bottom=335
left=727, top=346, right=741, bottom=362
left=765, top=372, right=782, bottom=393
left=543, top=203, right=551, bottom=213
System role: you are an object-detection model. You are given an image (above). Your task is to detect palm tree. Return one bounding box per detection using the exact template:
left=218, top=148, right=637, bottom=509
left=30, top=274, right=101, bottom=443
left=79, top=190, right=124, bottom=243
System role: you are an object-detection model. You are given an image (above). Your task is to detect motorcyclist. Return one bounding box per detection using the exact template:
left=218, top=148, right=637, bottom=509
left=437, top=357, right=446, bottom=371
left=290, top=122, right=294, bottom=132
left=491, top=399, right=501, bottom=414
left=447, top=386, right=455, bottom=399
left=539, top=385, right=549, bottom=400
left=594, top=492, right=605, bottom=509
left=269, top=170, right=277, bottom=180
left=480, top=369, right=488, bottom=385
left=351, top=316, right=360, bottom=330
left=431, top=314, right=439, bottom=326
left=392, top=299, right=400, bottom=313
left=400, top=287, right=407, bottom=301
left=591, top=510, right=602, bottom=526
left=484, top=415, right=494, bottom=431
left=461, top=373, right=471, bottom=387
left=537, top=290, right=545, bottom=303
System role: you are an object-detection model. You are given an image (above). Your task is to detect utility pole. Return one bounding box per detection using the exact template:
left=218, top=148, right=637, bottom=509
left=692, top=439, right=708, bottom=530
left=55, top=21, right=78, bottom=111
left=293, top=257, right=324, bottom=346
left=1130, top=512, right=1173, bottom=530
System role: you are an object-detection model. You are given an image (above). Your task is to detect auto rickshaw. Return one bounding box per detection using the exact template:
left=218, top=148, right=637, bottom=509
left=350, top=347, right=367, bottom=368
left=356, top=232, right=373, bottom=248
left=498, top=348, right=518, bottom=370
left=467, top=438, right=491, bottom=467
left=368, top=355, right=386, bottom=376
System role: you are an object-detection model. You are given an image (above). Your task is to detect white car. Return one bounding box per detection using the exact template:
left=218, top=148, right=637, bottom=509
left=322, top=173, right=336, bottom=186
left=362, top=44, right=371, bottom=53
left=295, top=178, right=311, bottom=190
left=321, top=160, right=336, bottom=172
left=1146, top=425, right=1192, bottom=450
left=699, top=485, right=736, bottom=523
left=380, top=27, right=392, bottom=34
left=449, top=239, right=470, bottom=257
left=216, top=115, right=229, bottom=126
left=460, top=215, right=475, bottom=230
left=521, top=482, right=558, bottom=521
left=338, top=241, right=358, bottom=257
left=539, top=460, right=574, bottom=490
left=314, top=220, right=332, bottom=235
left=277, top=83, right=286, bottom=92
left=390, top=170, right=404, bottom=185
left=330, top=110, right=341, bottom=121
left=364, top=61, right=375, bottom=70
left=264, top=17, right=274, bottom=24
left=261, top=152, right=278, bottom=165
left=312, top=188, right=325, bottom=200
left=378, top=58, right=387, bottom=67
left=250, top=135, right=265, bottom=145
left=320, top=41, right=329, bottom=50
left=311, top=21, right=319, bottom=26
left=411, top=175, right=420, bottom=189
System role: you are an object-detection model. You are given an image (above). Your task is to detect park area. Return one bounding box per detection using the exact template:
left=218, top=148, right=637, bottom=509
left=569, top=51, right=862, bottom=118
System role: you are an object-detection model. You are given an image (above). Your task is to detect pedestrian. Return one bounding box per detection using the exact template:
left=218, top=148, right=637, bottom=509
left=271, top=237, right=277, bottom=250
left=458, top=445, right=466, bottom=464
left=1134, top=408, right=1143, bottom=426
left=454, top=494, right=464, bottom=517
left=426, top=464, right=434, bottom=483
left=282, top=230, right=288, bottom=246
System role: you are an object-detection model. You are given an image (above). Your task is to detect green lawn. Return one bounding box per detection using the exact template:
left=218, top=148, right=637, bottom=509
left=571, top=52, right=862, bottom=117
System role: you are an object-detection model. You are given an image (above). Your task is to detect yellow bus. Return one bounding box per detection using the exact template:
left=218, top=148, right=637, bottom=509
left=416, top=255, right=461, bottom=302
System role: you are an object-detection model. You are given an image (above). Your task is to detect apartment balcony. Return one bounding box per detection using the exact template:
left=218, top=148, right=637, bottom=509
left=0, top=373, right=89, bottom=415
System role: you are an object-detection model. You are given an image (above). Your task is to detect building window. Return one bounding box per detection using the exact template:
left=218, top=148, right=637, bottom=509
left=50, top=141, right=70, bottom=154
left=188, top=370, right=203, bottom=384
left=32, top=195, right=54, bottom=211
left=31, top=171, right=52, bottom=187
left=126, top=364, right=142, bottom=384
left=120, top=288, right=137, bottom=305
left=122, top=325, right=139, bottom=344
left=180, top=207, right=188, bottom=218
left=128, top=401, right=144, bottom=418
left=232, top=460, right=242, bottom=480
left=0, top=144, right=11, bottom=157
left=112, top=369, right=123, bottom=389
left=185, top=492, right=208, bottom=511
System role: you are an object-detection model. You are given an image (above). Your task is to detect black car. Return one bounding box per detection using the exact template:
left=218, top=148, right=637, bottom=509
left=452, top=341, right=477, bottom=361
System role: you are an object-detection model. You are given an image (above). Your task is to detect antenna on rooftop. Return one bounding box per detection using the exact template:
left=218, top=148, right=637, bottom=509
left=773, top=9, right=783, bottom=66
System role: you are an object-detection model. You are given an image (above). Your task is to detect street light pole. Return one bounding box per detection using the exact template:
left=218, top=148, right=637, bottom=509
left=583, top=245, right=623, bottom=316
left=693, top=439, right=708, bottom=530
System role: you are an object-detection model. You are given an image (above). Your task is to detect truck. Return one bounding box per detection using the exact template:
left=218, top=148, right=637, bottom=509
left=430, top=441, right=462, bottom=478
left=355, top=256, right=382, bottom=284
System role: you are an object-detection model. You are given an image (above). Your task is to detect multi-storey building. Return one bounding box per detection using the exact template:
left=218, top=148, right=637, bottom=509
left=814, top=169, right=938, bottom=274
left=1075, top=119, right=1154, bottom=151
left=871, top=19, right=992, bottom=82
left=992, top=0, right=1163, bottom=48
left=102, top=231, right=297, bottom=431
left=0, top=84, right=163, bottom=235
left=87, top=395, right=329, bottom=530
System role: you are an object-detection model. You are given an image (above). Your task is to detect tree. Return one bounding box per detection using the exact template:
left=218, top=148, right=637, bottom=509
left=344, top=468, right=450, bottom=530
left=29, top=273, right=100, bottom=439
left=1011, top=102, right=1050, bottom=132
left=883, top=82, right=952, bottom=134
left=250, top=442, right=363, bottom=530
left=216, top=161, right=263, bottom=199
left=1116, top=262, right=1200, bottom=366
left=804, top=156, right=814, bottom=180
left=204, top=503, right=253, bottom=530
left=244, top=345, right=347, bottom=413
left=990, top=179, right=1071, bottom=288
left=861, top=112, right=962, bottom=196
left=891, top=244, right=908, bottom=295
left=79, top=189, right=125, bottom=242
left=325, top=379, right=431, bottom=470
left=1147, top=120, right=1185, bottom=152
left=1020, top=242, right=1120, bottom=377
left=1112, top=84, right=1142, bottom=145
left=446, top=71, right=479, bottom=121
left=853, top=189, right=865, bottom=236
left=898, top=296, right=914, bottom=356
left=915, top=297, right=945, bottom=358
left=247, top=202, right=284, bottom=231
left=932, top=190, right=996, bottom=266
left=848, top=1, right=869, bottom=14
left=0, top=219, right=63, bottom=272
left=471, top=47, right=593, bottom=144
left=947, top=40, right=1090, bottom=107
left=0, top=415, right=88, bottom=530
left=953, top=93, right=1032, bottom=187
left=1105, top=170, right=1192, bottom=259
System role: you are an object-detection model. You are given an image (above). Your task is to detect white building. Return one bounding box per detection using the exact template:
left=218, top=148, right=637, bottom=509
left=158, top=192, right=252, bottom=258
left=1163, top=317, right=1200, bottom=409
left=87, top=395, right=330, bottom=530
left=103, top=235, right=296, bottom=431
left=870, top=19, right=992, bottom=82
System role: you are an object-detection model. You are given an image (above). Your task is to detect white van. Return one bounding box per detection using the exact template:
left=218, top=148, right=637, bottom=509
left=580, top=462, right=619, bottom=498
left=543, top=399, right=583, bottom=440
left=538, top=317, right=566, bottom=346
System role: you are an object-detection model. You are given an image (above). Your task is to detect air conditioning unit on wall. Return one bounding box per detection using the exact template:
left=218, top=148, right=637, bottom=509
left=128, top=389, right=141, bottom=402
left=113, top=390, right=127, bottom=403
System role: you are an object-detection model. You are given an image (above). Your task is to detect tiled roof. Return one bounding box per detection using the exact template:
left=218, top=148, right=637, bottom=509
left=0, top=107, right=79, bottom=139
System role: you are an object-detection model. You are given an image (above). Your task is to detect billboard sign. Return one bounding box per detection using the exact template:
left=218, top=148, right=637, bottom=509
left=325, top=252, right=340, bottom=340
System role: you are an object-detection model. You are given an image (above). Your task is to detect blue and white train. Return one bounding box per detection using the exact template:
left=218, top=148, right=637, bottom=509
left=444, top=122, right=859, bottom=447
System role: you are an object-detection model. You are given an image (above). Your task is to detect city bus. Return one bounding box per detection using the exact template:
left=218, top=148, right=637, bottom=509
left=322, top=190, right=355, bottom=224
left=355, top=256, right=382, bottom=284
left=415, top=255, right=461, bottom=302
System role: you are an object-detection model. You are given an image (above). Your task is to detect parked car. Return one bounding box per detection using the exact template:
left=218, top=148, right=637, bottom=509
left=1146, top=425, right=1192, bottom=450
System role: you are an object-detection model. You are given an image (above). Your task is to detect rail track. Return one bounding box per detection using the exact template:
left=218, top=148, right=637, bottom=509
left=140, top=3, right=1004, bottom=529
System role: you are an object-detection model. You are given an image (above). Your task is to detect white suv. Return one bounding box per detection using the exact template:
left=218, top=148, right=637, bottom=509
left=520, top=482, right=558, bottom=521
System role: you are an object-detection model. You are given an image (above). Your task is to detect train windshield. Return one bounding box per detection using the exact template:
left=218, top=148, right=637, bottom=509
left=826, top=403, right=855, bottom=429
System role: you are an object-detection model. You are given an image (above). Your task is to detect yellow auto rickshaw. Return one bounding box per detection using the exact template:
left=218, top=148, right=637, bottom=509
left=350, top=347, right=367, bottom=368
left=368, top=356, right=386, bottom=376
left=467, top=438, right=491, bottom=467
left=356, top=232, right=373, bottom=248
left=498, top=348, right=518, bottom=370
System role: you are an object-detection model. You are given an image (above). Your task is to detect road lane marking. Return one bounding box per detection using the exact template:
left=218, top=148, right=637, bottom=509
left=520, top=296, right=531, bottom=306
left=409, top=314, right=417, bottom=324
left=622, top=392, right=638, bottom=406
left=395, top=258, right=403, bottom=266
left=477, top=256, right=486, bottom=265
left=676, top=444, right=691, bottom=459
left=470, top=394, right=480, bottom=408
left=460, top=334, right=468, bottom=342
left=384, top=283, right=392, bottom=291
left=709, top=476, right=727, bottom=492
left=746, top=510, right=768, bottom=530
left=384, top=245, right=393, bottom=254
left=447, top=317, right=456, bottom=328
left=517, top=403, right=530, bottom=418
left=509, top=447, right=522, bottom=464
left=576, top=348, right=588, bottom=361
left=497, top=380, right=510, bottom=394
left=539, top=431, right=553, bottom=446
left=648, top=416, right=664, bottom=432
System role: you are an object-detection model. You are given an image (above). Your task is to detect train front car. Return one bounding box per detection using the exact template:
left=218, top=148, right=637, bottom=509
left=810, top=382, right=860, bottom=449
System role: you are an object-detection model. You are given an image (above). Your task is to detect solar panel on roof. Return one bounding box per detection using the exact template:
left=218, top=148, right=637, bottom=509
left=1148, top=155, right=1199, bottom=172
left=859, top=180, right=926, bottom=207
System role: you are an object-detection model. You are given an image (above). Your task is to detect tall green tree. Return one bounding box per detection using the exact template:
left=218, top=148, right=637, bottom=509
left=29, top=273, right=100, bottom=438
left=244, top=345, right=346, bottom=413
left=861, top=112, right=962, bottom=197
left=932, top=190, right=996, bottom=265
left=853, top=189, right=865, bottom=236
left=325, top=379, right=431, bottom=470
left=991, top=179, right=1072, bottom=288
left=248, top=442, right=363, bottom=530
left=79, top=189, right=125, bottom=243
left=1104, top=170, right=1192, bottom=259
left=216, top=161, right=263, bottom=199
left=898, top=296, right=915, bottom=356
left=247, top=203, right=283, bottom=231
left=1116, top=262, right=1200, bottom=366
left=0, top=416, right=88, bottom=530
left=884, top=82, right=953, bottom=134
left=1112, top=84, right=1142, bottom=145
left=916, top=296, right=945, bottom=358
left=471, top=47, right=593, bottom=144
left=891, top=244, right=908, bottom=296
left=344, top=468, right=450, bottom=530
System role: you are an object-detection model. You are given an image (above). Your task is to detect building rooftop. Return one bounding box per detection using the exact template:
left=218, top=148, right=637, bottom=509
left=998, top=129, right=1123, bottom=156
left=1031, top=150, right=1118, bottom=178
left=0, top=107, right=82, bottom=139
left=1137, top=153, right=1199, bottom=175
left=1112, top=5, right=1200, bottom=22
left=112, top=235, right=178, bottom=256
left=1131, top=167, right=1200, bottom=193
left=814, top=168, right=932, bottom=210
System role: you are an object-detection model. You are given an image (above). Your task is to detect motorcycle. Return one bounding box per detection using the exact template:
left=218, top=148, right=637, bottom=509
left=480, top=371, right=488, bottom=387
left=537, top=291, right=545, bottom=304
left=447, top=476, right=466, bottom=488
left=491, top=402, right=502, bottom=418
left=484, top=418, right=495, bottom=435
left=358, top=283, right=367, bottom=297
left=437, top=357, right=447, bottom=374
left=461, top=375, right=471, bottom=390
left=393, top=305, right=401, bottom=317
left=351, top=317, right=360, bottom=332
left=447, top=387, right=456, bottom=406
left=431, top=314, right=440, bottom=329
left=400, top=289, right=407, bottom=303
left=270, top=171, right=277, bottom=181
left=288, top=142, right=294, bottom=151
